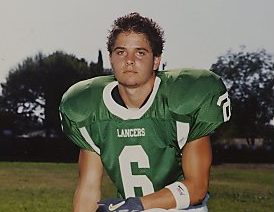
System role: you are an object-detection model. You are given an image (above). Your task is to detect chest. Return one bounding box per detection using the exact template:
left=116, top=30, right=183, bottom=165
left=89, top=117, right=177, bottom=154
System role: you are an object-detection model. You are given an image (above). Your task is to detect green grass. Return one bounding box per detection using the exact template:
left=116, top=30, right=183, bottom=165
left=0, top=162, right=273, bottom=212
left=208, top=164, right=273, bottom=212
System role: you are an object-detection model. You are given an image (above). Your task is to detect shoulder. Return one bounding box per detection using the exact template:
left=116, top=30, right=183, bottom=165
left=160, top=68, right=224, bottom=89
left=59, top=75, right=115, bottom=122
left=160, top=69, right=227, bottom=115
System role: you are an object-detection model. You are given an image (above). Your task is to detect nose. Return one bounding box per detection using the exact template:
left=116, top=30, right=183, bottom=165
left=126, top=52, right=135, bottom=65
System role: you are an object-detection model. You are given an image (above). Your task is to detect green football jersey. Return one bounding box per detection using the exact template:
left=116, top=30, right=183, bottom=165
left=59, top=69, right=231, bottom=198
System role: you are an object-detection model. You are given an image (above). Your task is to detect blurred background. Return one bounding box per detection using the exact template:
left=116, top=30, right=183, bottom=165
left=0, top=0, right=273, bottom=163
left=0, top=1, right=273, bottom=211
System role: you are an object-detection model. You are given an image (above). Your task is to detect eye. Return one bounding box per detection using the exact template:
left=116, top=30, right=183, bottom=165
left=114, top=49, right=126, bottom=56
left=117, top=50, right=124, bottom=55
left=137, top=51, right=146, bottom=56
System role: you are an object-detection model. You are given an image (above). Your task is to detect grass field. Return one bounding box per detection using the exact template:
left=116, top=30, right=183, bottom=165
left=0, top=162, right=273, bottom=212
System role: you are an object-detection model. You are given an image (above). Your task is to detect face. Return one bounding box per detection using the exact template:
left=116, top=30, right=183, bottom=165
left=109, top=31, right=161, bottom=88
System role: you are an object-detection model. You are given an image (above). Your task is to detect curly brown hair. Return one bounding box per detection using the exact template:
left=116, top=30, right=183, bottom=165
left=107, top=12, right=165, bottom=57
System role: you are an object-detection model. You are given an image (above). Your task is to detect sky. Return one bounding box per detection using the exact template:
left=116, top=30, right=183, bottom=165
left=0, top=0, right=273, bottom=84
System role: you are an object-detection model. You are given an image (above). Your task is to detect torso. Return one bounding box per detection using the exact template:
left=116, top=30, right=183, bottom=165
left=85, top=75, right=186, bottom=198
left=60, top=69, right=228, bottom=198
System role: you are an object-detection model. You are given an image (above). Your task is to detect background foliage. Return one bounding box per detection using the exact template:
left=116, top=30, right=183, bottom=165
left=0, top=50, right=109, bottom=137
left=0, top=47, right=273, bottom=148
left=210, top=47, right=274, bottom=146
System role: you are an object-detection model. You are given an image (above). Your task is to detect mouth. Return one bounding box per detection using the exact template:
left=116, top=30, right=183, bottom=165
left=123, top=70, right=137, bottom=73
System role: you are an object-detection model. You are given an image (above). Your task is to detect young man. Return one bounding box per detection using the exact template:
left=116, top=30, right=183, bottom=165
left=59, top=13, right=231, bottom=211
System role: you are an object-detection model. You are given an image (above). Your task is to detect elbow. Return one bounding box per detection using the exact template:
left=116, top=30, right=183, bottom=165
left=193, top=188, right=207, bottom=204
left=190, top=182, right=208, bottom=205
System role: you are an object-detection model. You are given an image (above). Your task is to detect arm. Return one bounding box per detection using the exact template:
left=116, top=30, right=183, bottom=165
left=73, top=149, right=104, bottom=212
left=181, top=136, right=212, bottom=204
left=140, top=136, right=212, bottom=209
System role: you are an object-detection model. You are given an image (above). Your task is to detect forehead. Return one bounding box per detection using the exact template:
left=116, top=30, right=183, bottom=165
left=114, top=31, right=151, bottom=48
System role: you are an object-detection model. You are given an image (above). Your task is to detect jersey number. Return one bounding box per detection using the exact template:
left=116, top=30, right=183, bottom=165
left=119, top=145, right=154, bottom=198
left=217, top=91, right=231, bottom=122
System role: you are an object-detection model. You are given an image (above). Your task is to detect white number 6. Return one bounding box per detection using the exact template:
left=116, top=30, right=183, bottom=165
left=119, top=145, right=154, bottom=198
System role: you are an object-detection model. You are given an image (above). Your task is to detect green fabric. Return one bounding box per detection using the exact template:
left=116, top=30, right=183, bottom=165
left=59, top=69, right=229, bottom=198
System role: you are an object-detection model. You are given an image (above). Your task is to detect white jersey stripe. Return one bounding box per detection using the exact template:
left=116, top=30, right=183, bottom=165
left=176, top=122, right=190, bottom=149
left=79, top=127, right=101, bottom=154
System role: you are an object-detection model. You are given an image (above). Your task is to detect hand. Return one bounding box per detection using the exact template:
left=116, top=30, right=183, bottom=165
left=97, top=197, right=144, bottom=212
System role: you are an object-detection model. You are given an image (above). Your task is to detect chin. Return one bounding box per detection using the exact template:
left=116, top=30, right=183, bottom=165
left=120, top=80, right=139, bottom=88
left=124, top=83, right=140, bottom=88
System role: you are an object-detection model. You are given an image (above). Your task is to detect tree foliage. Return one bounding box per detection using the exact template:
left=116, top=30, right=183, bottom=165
left=210, top=47, right=274, bottom=144
left=0, top=51, right=108, bottom=136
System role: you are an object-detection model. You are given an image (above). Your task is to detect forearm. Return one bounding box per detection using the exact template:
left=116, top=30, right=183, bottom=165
left=140, top=179, right=208, bottom=210
left=141, top=136, right=212, bottom=210
left=73, top=184, right=101, bottom=212
left=140, top=187, right=176, bottom=209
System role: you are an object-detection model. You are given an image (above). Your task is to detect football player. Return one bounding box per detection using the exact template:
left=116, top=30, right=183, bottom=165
left=59, top=12, right=231, bottom=212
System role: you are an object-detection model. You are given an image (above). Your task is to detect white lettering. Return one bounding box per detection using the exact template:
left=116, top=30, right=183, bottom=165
left=117, top=128, right=146, bottom=138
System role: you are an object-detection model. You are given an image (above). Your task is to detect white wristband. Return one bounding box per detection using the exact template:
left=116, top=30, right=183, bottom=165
left=165, top=182, right=190, bottom=209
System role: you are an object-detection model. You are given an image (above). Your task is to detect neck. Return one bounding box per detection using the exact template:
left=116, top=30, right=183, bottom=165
left=118, top=76, right=156, bottom=108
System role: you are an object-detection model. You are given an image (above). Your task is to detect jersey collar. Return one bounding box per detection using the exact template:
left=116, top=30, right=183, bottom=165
left=103, top=77, right=161, bottom=120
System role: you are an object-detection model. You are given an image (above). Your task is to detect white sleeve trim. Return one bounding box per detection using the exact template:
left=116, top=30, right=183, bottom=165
left=176, top=122, right=190, bottom=149
left=79, top=127, right=100, bottom=155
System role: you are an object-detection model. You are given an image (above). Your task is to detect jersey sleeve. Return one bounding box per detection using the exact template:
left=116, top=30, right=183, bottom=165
left=188, top=83, right=229, bottom=141
left=59, top=79, right=97, bottom=151
left=168, top=69, right=231, bottom=142
left=59, top=111, right=94, bottom=151
left=59, top=75, right=114, bottom=152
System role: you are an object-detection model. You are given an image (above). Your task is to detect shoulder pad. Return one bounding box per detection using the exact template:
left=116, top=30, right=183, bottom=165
left=165, top=69, right=226, bottom=115
left=60, top=75, right=115, bottom=122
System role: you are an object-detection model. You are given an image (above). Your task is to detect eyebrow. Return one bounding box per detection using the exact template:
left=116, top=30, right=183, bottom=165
left=113, top=47, right=125, bottom=51
left=136, top=48, right=149, bottom=52
left=113, top=47, right=149, bottom=52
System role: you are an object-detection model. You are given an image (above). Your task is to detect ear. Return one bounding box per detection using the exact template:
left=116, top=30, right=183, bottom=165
left=153, top=56, right=161, bottom=71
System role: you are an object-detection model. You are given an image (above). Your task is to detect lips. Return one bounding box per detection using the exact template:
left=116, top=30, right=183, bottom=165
left=123, top=70, right=137, bottom=73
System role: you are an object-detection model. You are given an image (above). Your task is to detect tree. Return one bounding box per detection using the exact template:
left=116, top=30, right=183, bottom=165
left=0, top=53, right=46, bottom=134
left=210, top=47, right=274, bottom=145
left=40, top=51, right=92, bottom=137
left=0, top=107, right=17, bottom=136
left=0, top=51, right=106, bottom=137
left=89, top=49, right=111, bottom=76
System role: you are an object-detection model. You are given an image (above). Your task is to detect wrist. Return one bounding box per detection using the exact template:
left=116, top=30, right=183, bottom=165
left=165, top=181, right=190, bottom=209
left=140, top=196, right=149, bottom=210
